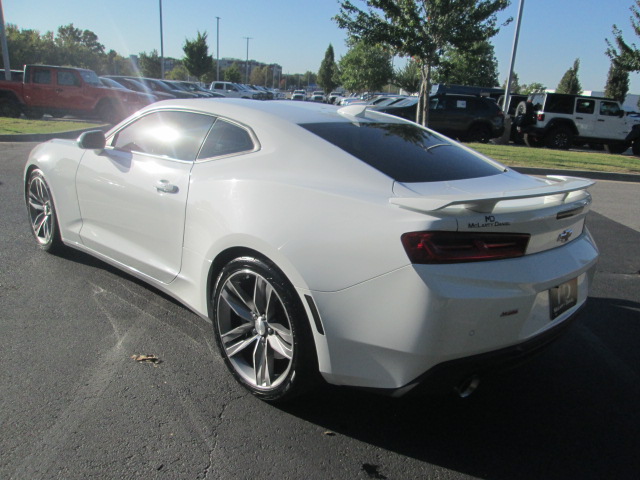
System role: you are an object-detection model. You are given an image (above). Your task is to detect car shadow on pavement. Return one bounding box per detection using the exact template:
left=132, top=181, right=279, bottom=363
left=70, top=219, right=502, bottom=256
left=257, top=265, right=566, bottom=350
left=281, top=296, right=640, bottom=480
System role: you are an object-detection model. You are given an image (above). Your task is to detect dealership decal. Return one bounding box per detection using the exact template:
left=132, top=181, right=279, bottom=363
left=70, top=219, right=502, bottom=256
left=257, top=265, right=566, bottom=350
left=468, top=215, right=511, bottom=228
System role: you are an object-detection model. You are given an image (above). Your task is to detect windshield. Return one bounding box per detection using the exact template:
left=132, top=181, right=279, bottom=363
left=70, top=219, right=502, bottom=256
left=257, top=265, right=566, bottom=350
left=80, top=70, right=101, bottom=86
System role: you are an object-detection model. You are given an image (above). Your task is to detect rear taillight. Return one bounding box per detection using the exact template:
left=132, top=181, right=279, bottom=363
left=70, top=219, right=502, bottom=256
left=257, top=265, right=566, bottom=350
left=537, top=113, right=545, bottom=121
left=401, top=231, right=530, bottom=264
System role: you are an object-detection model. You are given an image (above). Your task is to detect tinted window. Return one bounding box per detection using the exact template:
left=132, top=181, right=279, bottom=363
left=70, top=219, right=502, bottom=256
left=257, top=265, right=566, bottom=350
left=32, top=69, right=51, bottom=85
left=57, top=71, right=80, bottom=87
left=576, top=99, right=595, bottom=114
left=111, top=111, right=215, bottom=161
left=600, top=101, right=621, bottom=116
left=198, top=119, right=255, bottom=159
left=301, top=122, right=502, bottom=183
left=544, top=95, right=575, bottom=114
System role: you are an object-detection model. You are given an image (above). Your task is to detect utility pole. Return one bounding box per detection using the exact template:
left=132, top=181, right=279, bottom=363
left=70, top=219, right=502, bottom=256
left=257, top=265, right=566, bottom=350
left=243, top=36, right=252, bottom=84
left=216, top=16, right=220, bottom=81
left=159, top=0, right=165, bottom=79
left=0, top=0, right=11, bottom=80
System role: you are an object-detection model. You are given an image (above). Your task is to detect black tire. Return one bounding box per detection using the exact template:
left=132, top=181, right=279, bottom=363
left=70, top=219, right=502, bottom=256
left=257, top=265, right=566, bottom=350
left=211, top=256, right=319, bottom=402
left=0, top=98, right=21, bottom=118
left=97, top=101, right=121, bottom=124
left=544, top=126, right=573, bottom=149
left=465, top=124, right=492, bottom=143
left=588, top=143, right=604, bottom=151
left=25, top=169, right=63, bottom=253
left=24, top=110, right=43, bottom=120
left=524, top=133, right=543, bottom=148
left=604, top=142, right=630, bottom=154
left=633, top=140, right=640, bottom=156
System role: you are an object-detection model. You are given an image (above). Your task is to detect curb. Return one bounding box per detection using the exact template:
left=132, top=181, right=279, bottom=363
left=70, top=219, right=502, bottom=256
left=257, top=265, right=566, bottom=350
left=0, top=125, right=111, bottom=143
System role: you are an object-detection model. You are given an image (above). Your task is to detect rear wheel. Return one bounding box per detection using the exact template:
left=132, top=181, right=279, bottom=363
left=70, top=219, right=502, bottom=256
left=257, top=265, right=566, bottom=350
left=545, top=126, right=573, bottom=149
left=212, top=256, right=318, bottom=402
left=97, top=101, right=121, bottom=124
left=26, top=169, right=63, bottom=253
left=633, top=140, right=640, bottom=156
left=0, top=98, right=21, bottom=118
left=604, top=142, right=630, bottom=154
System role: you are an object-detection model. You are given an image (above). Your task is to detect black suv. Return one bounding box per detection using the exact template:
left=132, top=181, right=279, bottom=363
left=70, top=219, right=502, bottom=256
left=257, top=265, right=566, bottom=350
left=374, top=94, right=505, bottom=143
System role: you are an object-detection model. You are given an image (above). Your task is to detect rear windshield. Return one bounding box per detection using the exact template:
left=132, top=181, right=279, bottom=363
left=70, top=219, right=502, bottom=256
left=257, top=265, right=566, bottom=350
left=300, top=122, right=502, bottom=183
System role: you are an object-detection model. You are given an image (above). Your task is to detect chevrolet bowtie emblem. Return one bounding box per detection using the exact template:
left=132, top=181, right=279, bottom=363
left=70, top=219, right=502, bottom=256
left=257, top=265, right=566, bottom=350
left=557, top=229, right=573, bottom=243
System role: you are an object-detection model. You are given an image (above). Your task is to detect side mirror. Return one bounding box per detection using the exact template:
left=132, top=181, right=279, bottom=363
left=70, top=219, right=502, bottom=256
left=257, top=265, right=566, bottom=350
left=77, top=130, right=106, bottom=151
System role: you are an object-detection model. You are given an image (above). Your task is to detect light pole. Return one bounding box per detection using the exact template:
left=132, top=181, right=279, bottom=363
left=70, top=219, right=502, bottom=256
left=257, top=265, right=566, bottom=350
left=216, top=16, right=220, bottom=81
left=243, top=36, right=252, bottom=84
left=159, top=0, right=164, bottom=79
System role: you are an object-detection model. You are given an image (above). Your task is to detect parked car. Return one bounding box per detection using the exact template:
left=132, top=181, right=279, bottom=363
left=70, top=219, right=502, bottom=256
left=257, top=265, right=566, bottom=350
left=310, top=91, right=326, bottom=103
left=99, top=77, right=158, bottom=105
left=497, top=94, right=528, bottom=144
left=25, top=99, right=598, bottom=402
left=291, top=90, right=306, bottom=101
left=0, top=65, right=153, bottom=122
left=210, top=81, right=259, bottom=99
left=516, top=92, right=639, bottom=153
left=104, top=76, right=176, bottom=101
left=375, top=94, right=505, bottom=143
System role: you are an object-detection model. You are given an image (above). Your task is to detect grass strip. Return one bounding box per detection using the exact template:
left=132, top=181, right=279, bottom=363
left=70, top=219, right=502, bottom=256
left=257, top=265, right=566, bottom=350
left=0, top=117, right=103, bottom=135
left=468, top=143, right=640, bottom=174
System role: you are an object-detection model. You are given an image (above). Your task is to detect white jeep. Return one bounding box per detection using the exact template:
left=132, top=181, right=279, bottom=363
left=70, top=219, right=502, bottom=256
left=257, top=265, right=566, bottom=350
left=517, top=93, right=640, bottom=153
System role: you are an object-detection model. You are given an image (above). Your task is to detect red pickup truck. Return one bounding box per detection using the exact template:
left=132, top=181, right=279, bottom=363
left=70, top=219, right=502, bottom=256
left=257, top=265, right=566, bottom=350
left=0, top=65, right=155, bottom=123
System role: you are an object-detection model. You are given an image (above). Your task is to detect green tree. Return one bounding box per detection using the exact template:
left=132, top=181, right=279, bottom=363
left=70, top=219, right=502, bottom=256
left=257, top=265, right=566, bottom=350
left=224, top=62, right=242, bottom=83
left=520, top=82, right=546, bottom=94
left=393, top=59, right=421, bottom=94
left=317, top=44, right=340, bottom=94
left=334, top=0, right=510, bottom=126
left=165, top=63, right=190, bottom=80
left=503, top=72, right=521, bottom=93
left=250, top=65, right=269, bottom=85
left=556, top=58, right=582, bottom=95
left=604, top=60, right=629, bottom=103
left=607, top=1, right=640, bottom=71
left=138, top=50, right=162, bottom=78
left=432, top=40, right=499, bottom=87
left=182, top=31, right=213, bottom=80
left=339, top=40, right=392, bottom=92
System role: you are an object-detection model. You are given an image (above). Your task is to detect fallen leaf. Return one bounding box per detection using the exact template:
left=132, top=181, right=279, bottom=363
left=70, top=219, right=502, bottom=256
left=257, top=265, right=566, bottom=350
left=131, top=354, right=161, bottom=365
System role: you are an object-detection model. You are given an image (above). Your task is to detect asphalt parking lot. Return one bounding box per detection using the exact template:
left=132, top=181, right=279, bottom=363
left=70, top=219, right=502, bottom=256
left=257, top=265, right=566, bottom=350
left=1, top=141, right=639, bottom=479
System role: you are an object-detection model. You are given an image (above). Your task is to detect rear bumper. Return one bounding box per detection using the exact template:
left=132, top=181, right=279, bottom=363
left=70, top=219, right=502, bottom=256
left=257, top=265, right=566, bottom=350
left=311, top=229, right=598, bottom=392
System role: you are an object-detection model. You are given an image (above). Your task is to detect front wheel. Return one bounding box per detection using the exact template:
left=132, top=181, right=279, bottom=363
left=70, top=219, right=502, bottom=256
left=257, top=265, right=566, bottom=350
left=212, top=256, right=318, bottom=402
left=465, top=124, right=492, bottom=143
left=605, top=142, right=630, bottom=154
left=26, top=169, right=63, bottom=252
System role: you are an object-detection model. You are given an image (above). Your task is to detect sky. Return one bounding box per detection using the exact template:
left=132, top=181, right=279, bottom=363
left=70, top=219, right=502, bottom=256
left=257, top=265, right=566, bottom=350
left=3, top=0, right=640, bottom=93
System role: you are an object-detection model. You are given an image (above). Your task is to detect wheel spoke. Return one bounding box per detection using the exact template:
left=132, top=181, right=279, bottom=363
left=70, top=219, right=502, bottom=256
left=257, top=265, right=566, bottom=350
left=225, top=334, right=259, bottom=358
left=221, top=284, right=254, bottom=322
left=268, top=334, right=293, bottom=360
left=253, top=338, right=273, bottom=387
left=28, top=198, right=45, bottom=211
left=254, top=276, right=272, bottom=314
left=221, top=322, right=254, bottom=342
left=269, top=322, right=293, bottom=344
left=227, top=277, right=257, bottom=314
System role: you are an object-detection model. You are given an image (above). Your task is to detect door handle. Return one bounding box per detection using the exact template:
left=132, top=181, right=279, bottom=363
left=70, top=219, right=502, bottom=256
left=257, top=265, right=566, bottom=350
left=155, top=180, right=179, bottom=194
left=575, top=116, right=583, bottom=120
left=597, top=119, right=605, bottom=122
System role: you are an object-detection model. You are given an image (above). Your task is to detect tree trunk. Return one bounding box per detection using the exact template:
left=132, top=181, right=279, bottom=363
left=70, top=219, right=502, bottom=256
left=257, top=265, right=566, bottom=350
left=417, top=63, right=431, bottom=127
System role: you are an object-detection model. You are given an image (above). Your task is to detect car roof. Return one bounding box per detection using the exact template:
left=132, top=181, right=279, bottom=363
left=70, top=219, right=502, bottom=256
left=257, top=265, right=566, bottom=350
left=136, top=98, right=382, bottom=127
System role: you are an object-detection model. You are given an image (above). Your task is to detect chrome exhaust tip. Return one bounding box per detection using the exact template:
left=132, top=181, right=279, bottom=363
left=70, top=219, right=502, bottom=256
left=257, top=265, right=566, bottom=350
left=455, top=375, right=480, bottom=398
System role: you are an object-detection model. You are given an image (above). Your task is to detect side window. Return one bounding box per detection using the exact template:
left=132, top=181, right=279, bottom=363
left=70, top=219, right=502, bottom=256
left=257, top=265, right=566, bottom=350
left=111, top=111, right=215, bottom=161
left=600, top=101, right=621, bottom=116
left=213, top=83, right=222, bottom=90
left=198, top=119, right=255, bottom=159
left=32, top=69, right=52, bottom=85
left=575, top=99, right=595, bottom=114
left=57, top=71, right=80, bottom=87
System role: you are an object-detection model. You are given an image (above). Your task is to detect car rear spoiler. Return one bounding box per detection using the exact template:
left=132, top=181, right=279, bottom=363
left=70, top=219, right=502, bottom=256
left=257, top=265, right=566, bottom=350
left=390, top=175, right=595, bottom=213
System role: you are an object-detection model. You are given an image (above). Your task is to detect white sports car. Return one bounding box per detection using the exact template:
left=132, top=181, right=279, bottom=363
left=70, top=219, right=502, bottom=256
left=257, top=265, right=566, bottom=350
left=25, top=99, right=599, bottom=401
